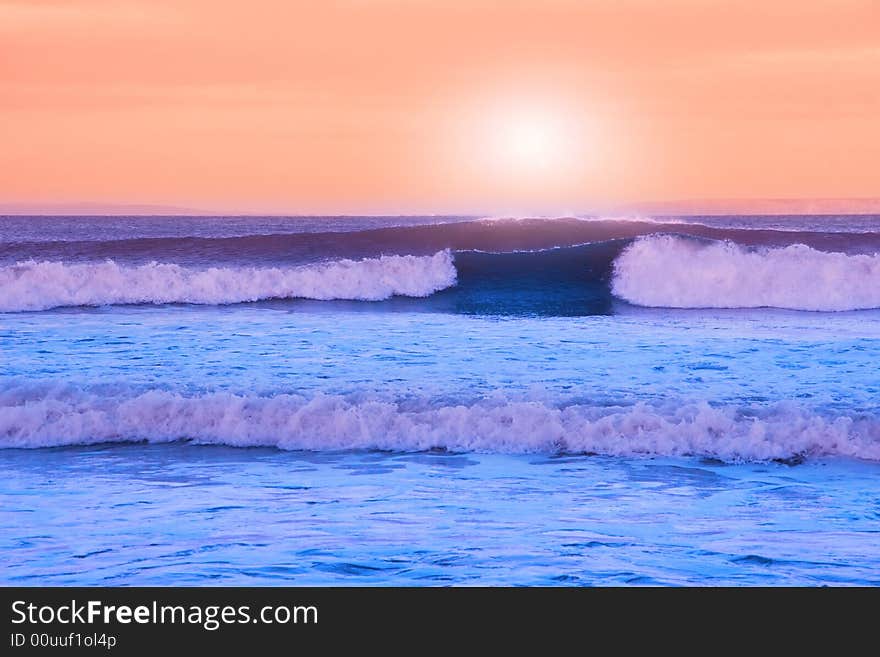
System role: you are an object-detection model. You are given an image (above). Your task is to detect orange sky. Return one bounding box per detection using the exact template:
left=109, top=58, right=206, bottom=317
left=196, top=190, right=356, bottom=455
left=1, top=0, right=878, bottom=214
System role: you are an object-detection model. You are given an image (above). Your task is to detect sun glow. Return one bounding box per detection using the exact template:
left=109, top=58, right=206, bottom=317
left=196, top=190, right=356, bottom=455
left=440, top=92, right=598, bottom=212
left=495, top=110, right=569, bottom=171
left=475, top=99, right=590, bottom=196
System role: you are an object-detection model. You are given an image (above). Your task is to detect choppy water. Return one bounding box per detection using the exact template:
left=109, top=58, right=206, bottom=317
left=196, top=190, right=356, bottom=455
left=2, top=446, right=878, bottom=585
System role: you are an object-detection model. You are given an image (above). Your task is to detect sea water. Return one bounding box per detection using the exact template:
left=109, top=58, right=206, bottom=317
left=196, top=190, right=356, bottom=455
left=1, top=215, right=879, bottom=585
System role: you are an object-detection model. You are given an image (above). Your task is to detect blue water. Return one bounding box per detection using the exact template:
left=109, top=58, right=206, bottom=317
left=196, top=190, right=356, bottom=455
left=2, top=215, right=880, bottom=585
left=3, top=446, right=878, bottom=585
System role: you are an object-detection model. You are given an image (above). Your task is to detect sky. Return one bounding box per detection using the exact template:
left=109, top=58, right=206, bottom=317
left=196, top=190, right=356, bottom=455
left=1, top=0, right=879, bottom=214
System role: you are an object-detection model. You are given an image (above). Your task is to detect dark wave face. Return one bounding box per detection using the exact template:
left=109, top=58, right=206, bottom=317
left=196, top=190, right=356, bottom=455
left=4, top=216, right=880, bottom=265
left=2, top=216, right=668, bottom=265
left=388, top=242, right=625, bottom=317
left=1, top=215, right=880, bottom=314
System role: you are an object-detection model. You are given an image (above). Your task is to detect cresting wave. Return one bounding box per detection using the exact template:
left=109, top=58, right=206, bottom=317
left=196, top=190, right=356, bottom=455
left=0, top=251, right=456, bottom=311
left=612, top=235, right=880, bottom=311
left=1, top=385, right=879, bottom=462
left=4, top=227, right=880, bottom=314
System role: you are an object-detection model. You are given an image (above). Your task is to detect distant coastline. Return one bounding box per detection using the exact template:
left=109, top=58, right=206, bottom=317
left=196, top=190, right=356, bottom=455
left=611, top=198, right=880, bottom=217
left=0, top=203, right=214, bottom=216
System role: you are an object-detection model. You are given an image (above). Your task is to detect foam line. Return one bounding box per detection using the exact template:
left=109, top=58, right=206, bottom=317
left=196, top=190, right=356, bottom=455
left=2, top=385, right=878, bottom=462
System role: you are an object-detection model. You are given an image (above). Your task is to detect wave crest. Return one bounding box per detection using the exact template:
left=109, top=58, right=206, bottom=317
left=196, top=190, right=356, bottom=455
left=2, top=385, right=878, bottom=462
left=0, top=251, right=456, bottom=312
left=612, top=235, right=880, bottom=311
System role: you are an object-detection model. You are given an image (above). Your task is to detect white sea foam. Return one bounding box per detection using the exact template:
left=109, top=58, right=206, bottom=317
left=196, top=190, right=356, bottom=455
left=1, top=385, right=878, bottom=462
left=612, top=235, right=880, bottom=311
left=0, top=251, right=456, bottom=311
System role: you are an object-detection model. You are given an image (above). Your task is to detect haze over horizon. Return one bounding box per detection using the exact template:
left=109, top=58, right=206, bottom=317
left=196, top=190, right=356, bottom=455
left=2, top=1, right=878, bottom=214
left=3, top=197, right=880, bottom=217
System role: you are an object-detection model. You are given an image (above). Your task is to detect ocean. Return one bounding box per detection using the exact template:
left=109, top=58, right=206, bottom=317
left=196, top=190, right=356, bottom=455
left=1, top=214, right=879, bottom=585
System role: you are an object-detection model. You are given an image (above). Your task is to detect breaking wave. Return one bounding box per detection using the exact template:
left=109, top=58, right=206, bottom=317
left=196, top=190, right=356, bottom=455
left=612, top=235, right=880, bottom=311
left=0, top=251, right=456, bottom=311
left=1, top=384, right=879, bottom=462
left=3, top=219, right=880, bottom=314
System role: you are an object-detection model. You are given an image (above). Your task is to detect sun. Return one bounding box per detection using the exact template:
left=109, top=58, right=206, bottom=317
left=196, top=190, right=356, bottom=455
left=442, top=94, right=592, bottom=206
left=498, top=111, right=567, bottom=170
left=475, top=101, right=586, bottom=184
